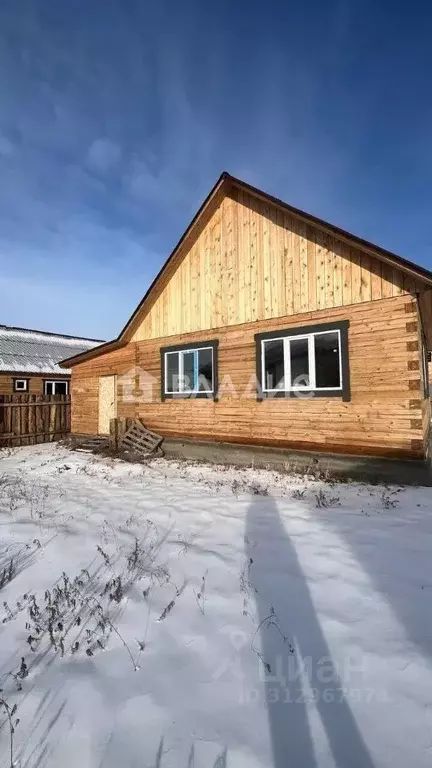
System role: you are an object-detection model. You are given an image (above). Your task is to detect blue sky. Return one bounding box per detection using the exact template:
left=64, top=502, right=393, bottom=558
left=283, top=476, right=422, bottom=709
left=1, top=0, right=431, bottom=339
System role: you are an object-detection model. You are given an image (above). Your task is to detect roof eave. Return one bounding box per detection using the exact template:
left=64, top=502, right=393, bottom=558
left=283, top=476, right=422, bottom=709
left=59, top=172, right=230, bottom=369
left=0, top=325, right=105, bottom=343
left=59, top=338, right=124, bottom=368
left=117, top=171, right=230, bottom=341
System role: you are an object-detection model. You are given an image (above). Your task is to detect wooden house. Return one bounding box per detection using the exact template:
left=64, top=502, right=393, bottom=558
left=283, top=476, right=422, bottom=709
left=60, top=173, right=432, bottom=461
left=0, top=325, right=103, bottom=396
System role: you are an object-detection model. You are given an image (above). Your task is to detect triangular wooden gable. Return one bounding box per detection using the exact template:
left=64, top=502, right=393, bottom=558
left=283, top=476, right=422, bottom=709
left=61, top=173, right=432, bottom=365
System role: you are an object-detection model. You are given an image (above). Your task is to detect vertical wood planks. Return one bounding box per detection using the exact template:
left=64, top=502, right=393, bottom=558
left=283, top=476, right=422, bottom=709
left=243, top=195, right=252, bottom=323
left=199, top=226, right=207, bottom=330
left=284, top=214, right=294, bottom=316
left=342, top=242, right=352, bottom=306
left=262, top=201, right=272, bottom=319
left=249, top=194, right=259, bottom=322
left=236, top=189, right=246, bottom=325
left=351, top=248, right=362, bottom=304
left=360, top=253, right=372, bottom=303
left=333, top=237, right=343, bottom=308
left=214, top=206, right=223, bottom=327
left=307, top=225, right=317, bottom=311
left=203, top=221, right=211, bottom=330
left=130, top=190, right=419, bottom=341
left=381, top=262, right=395, bottom=298
left=0, top=395, right=71, bottom=447
left=292, top=218, right=301, bottom=314
left=324, top=233, right=335, bottom=308
left=276, top=208, right=286, bottom=316
left=269, top=206, right=280, bottom=319
left=299, top=221, right=309, bottom=312
left=370, top=256, right=382, bottom=300
left=225, top=194, right=237, bottom=326
left=315, top=229, right=326, bottom=310
left=190, top=243, right=199, bottom=334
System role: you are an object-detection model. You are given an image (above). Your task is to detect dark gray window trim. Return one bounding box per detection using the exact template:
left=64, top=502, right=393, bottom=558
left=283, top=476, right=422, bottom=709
left=255, top=320, right=351, bottom=402
left=160, top=339, right=219, bottom=401
left=13, top=377, right=29, bottom=392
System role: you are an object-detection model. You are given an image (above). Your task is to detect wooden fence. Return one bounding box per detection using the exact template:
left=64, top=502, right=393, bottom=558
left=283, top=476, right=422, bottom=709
left=0, top=394, right=71, bottom=447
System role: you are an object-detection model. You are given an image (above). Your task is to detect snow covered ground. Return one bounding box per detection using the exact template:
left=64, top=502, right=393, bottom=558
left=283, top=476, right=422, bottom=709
left=0, top=444, right=431, bottom=768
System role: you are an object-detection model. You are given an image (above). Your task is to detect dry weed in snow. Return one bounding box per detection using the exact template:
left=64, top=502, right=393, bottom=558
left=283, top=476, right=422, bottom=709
left=0, top=443, right=431, bottom=768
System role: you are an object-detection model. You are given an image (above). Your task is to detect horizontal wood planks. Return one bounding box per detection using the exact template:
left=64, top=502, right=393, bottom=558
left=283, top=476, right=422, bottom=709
left=419, top=289, right=432, bottom=347
left=71, top=295, right=428, bottom=460
left=70, top=344, right=136, bottom=437
left=0, top=373, right=71, bottom=396
left=421, top=398, right=431, bottom=456
left=131, top=190, right=423, bottom=342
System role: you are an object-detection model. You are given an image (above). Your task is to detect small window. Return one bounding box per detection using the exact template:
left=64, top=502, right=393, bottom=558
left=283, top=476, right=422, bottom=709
left=13, top=379, right=28, bottom=392
left=161, top=341, right=218, bottom=399
left=256, top=321, right=350, bottom=401
left=44, top=380, right=69, bottom=395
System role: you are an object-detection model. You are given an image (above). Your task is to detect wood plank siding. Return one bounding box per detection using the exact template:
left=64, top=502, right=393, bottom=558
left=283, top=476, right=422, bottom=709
left=0, top=373, right=70, bottom=396
left=131, top=191, right=423, bottom=343
left=71, top=345, right=136, bottom=436
left=67, top=177, right=432, bottom=461
left=71, top=294, right=428, bottom=459
left=0, top=395, right=70, bottom=446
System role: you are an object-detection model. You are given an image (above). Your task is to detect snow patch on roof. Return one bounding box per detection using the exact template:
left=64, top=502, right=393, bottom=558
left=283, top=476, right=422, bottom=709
left=0, top=326, right=104, bottom=374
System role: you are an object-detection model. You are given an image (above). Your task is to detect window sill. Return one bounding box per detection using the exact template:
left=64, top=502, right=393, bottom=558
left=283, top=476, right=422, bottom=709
left=162, top=392, right=217, bottom=401
left=258, top=389, right=348, bottom=401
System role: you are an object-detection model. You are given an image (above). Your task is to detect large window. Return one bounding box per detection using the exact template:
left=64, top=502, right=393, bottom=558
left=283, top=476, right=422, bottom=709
left=44, top=380, right=69, bottom=395
left=161, top=340, right=218, bottom=399
left=255, top=321, right=350, bottom=401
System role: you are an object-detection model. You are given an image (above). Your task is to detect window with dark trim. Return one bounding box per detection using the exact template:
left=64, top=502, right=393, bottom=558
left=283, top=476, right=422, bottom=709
left=44, top=380, right=69, bottom=395
left=161, top=340, right=218, bottom=400
left=13, top=378, right=29, bottom=392
left=255, top=320, right=350, bottom=401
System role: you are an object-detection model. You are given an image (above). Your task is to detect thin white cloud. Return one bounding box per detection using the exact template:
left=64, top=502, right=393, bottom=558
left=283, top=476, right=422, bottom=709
left=87, top=138, right=122, bottom=172
left=123, top=156, right=193, bottom=205
left=0, top=214, right=161, bottom=338
left=0, top=135, right=14, bottom=157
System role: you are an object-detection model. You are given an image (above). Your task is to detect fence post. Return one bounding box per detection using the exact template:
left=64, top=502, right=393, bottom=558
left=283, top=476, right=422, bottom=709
left=109, top=418, right=119, bottom=449
left=0, top=395, right=71, bottom=447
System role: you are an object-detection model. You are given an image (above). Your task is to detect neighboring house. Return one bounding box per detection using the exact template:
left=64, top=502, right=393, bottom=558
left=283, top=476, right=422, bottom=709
left=0, top=325, right=104, bottom=396
left=60, top=173, right=432, bottom=461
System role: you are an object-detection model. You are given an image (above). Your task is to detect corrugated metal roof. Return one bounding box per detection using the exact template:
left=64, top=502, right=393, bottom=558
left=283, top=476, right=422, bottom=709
left=0, top=326, right=104, bottom=374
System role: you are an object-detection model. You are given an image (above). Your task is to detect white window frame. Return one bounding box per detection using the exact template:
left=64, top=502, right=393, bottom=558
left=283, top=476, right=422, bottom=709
left=164, top=346, right=214, bottom=395
left=13, top=379, right=28, bottom=392
left=44, top=380, right=69, bottom=396
left=261, top=329, right=343, bottom=393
